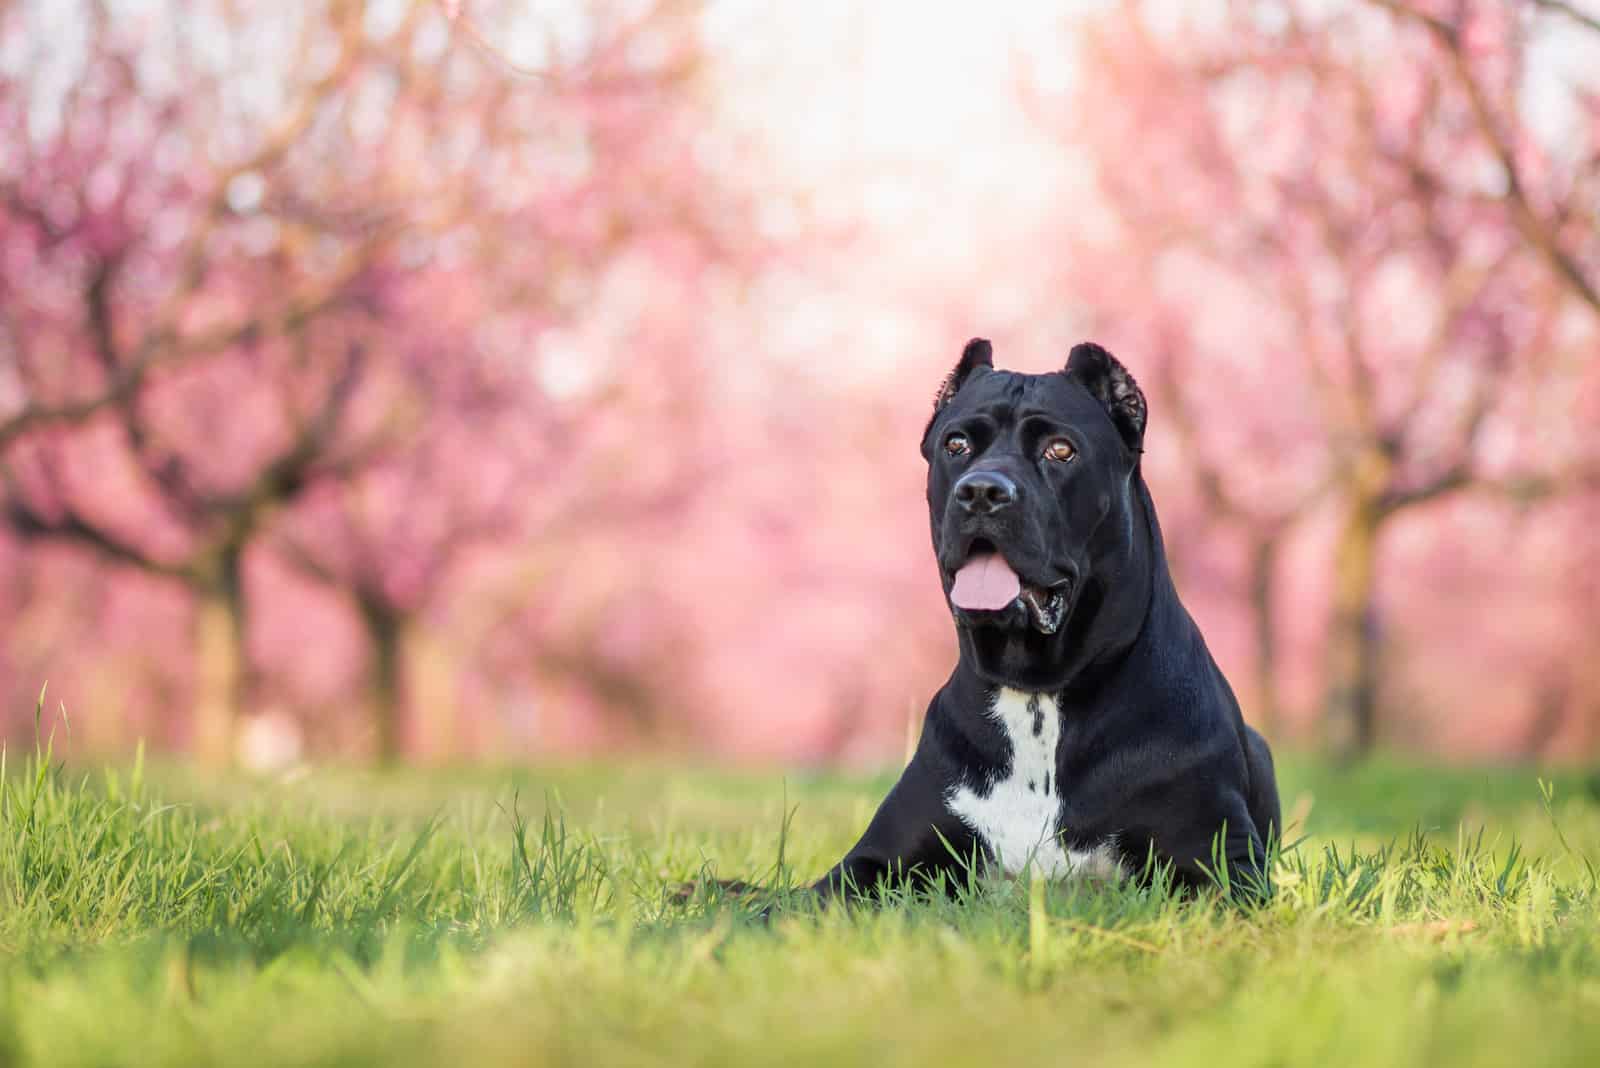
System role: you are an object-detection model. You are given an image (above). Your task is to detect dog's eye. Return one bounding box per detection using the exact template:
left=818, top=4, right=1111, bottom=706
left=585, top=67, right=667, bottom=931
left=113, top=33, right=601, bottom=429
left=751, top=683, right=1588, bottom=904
left=944, top=433, right=971, bottom=457
left=1042, top=438, right=1076, bottom=463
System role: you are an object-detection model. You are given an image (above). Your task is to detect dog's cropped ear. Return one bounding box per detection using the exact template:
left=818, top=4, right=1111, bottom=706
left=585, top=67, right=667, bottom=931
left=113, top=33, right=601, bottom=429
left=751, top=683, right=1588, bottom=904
left=923, top=338, right=994, bottom=452
left=932, top=338, right=994, bottom=413
left=1064, top=342, right=1146, bottom=453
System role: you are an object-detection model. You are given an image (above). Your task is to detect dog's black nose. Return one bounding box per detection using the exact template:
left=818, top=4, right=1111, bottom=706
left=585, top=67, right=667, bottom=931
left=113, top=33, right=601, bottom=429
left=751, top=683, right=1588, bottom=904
left=954, top=471, right=1017, bottom=514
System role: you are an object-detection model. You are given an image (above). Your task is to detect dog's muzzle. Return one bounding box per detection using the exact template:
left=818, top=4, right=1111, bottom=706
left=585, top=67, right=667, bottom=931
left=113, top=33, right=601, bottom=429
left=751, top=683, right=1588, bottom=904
left=948, top=549, right=1071, bottom=635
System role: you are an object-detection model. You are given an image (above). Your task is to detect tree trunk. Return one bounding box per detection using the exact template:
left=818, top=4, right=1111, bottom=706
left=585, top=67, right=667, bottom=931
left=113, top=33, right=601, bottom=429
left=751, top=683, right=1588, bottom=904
left=1247, top=534, right=1283, bottom=735
left=1323, top=501, right=1383, bottom=763
left=192, top=549, right=247, bottom=767
left=1522, top=680, right=1569, bottom=759
left=360, top=598, right=405, bottom=765
left=409, top=625, right=457, bottom=762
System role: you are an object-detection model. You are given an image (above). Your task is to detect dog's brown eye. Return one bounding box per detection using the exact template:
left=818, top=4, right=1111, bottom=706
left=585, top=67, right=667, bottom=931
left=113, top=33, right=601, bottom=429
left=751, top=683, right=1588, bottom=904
left=945, top=433, right=971, bottom=457
left=1043, top=438, right=1076, bottom=463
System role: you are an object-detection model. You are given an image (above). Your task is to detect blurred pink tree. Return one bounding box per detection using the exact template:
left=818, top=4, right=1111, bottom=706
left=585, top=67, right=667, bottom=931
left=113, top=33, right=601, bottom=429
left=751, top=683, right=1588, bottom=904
left=6, top=0, right=1598, bottom=768
left=0, top=0, right=749, bottom=763
left=1053, top=0, right=1600, bottom=758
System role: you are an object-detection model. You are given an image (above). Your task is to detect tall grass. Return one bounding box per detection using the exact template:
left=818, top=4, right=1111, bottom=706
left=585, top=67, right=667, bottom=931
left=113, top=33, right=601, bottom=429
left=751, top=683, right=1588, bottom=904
left=1, top=717, right=1597, bottom=1067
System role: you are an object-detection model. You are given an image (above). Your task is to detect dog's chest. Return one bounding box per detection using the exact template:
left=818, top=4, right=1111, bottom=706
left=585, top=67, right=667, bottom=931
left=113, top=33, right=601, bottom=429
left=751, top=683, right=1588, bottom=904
left=945, top=688, right=1122, bottom=880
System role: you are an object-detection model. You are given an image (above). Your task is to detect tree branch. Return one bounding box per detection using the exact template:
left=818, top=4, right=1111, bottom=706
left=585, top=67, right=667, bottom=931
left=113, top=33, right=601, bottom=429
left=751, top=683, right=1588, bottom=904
left=0, top=366, right=149, bottom=450
left=1527, top=0, right=1600, bottom=36
left=200, top=342, right=369, bottom=533
left=275, top=533, right=341, bottom=587
left=2, top=465, right=191, bottom=581
left=1374, top=0, right=1600, bottom=316
left=1381, top=458, right=1600, bottom=513
left=1392, top=248, right=1515, bottom=431
left=0, top=4, right=370, bottom=453
left=1484, top=465, right=1600, bottom=502
left=0, top=235, right=385, bottom=451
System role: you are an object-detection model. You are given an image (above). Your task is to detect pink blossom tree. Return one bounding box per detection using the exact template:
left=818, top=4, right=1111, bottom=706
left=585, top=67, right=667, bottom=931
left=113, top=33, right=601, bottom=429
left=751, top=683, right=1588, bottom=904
left=1, top=0, right=749, bottom=763
left=1053, top=0, right=1600, bottom=758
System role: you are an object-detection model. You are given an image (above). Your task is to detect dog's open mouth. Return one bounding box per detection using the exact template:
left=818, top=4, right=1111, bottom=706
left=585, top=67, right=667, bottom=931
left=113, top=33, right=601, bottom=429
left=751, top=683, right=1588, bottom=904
left=948, top=544, right=1070, bottom=635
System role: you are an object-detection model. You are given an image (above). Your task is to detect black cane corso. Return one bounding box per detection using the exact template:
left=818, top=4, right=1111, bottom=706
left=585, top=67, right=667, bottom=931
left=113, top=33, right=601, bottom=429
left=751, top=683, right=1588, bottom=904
left=701, top=339, right=1280, bottom=908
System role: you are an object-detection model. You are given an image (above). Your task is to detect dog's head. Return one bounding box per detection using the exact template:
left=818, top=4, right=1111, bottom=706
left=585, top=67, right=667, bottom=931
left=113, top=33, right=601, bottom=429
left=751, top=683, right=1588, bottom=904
left=922, top=339, right=1150, bottom=691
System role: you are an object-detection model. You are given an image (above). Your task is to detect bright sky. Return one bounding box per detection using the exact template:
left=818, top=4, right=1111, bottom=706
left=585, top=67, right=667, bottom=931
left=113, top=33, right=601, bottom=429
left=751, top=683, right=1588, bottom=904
left=699, top=1, right=1103, bottom=383
left=19, top=0, right=1595, bottom=392
left=697, top=0, right=1600, bottom=387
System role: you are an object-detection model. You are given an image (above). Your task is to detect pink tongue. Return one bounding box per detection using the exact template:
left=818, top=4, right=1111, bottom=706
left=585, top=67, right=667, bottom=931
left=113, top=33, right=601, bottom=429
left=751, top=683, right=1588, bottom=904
left=949, top=553, right=1022, bottom=611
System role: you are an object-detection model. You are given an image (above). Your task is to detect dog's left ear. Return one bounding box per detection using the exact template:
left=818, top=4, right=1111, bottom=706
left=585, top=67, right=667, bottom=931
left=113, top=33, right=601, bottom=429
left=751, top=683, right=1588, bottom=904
left=923, top=338, right=994, bottom=452
left=1065, top=342, right=1147, bottom=453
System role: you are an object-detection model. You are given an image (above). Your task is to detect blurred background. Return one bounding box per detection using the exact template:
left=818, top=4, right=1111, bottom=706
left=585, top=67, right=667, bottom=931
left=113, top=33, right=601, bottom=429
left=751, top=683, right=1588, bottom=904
left=0, top=0, right=1596, bottom=772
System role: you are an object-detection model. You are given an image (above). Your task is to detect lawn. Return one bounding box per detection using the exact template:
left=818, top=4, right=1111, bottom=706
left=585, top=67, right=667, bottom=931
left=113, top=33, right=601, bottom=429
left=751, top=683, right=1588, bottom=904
left=2, top=737, right=1599, bottom=1067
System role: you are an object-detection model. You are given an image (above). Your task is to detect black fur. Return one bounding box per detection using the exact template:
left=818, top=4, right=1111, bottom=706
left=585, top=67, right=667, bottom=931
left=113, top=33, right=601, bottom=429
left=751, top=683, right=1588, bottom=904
left=808, top=340, right=1279, bottom=903
left=1064, top=341, right=1147, bottom=452
left=925, top=337, right=995, bottom=441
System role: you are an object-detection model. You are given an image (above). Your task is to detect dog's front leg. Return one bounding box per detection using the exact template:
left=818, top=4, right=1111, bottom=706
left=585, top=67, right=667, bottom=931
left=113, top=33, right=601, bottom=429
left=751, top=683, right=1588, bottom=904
left=811, top=757, right=978, bottom=905
left=1160, top=798, right=1273, bottom=903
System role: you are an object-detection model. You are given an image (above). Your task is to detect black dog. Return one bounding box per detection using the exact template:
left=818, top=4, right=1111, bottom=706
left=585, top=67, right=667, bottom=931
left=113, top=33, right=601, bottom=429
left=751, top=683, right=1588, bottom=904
left=803, top=339, right=1279, bottom=902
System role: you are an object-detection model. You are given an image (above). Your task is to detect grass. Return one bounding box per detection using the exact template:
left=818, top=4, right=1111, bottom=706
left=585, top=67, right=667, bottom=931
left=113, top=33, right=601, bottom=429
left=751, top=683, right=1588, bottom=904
left=2, top=729, right=1599, bottom=1067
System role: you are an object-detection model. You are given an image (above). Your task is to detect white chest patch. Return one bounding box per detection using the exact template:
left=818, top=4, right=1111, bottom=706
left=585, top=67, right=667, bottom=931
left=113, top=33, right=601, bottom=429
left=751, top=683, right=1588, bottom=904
left=946, top=687, right=1124, bottom=881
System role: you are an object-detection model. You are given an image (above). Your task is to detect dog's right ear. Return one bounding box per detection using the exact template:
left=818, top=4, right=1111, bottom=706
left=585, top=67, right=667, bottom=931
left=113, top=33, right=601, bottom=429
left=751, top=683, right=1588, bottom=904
left=933, top=338, right=994, bottom=413
left=923, top=338, right=993, bottom=452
